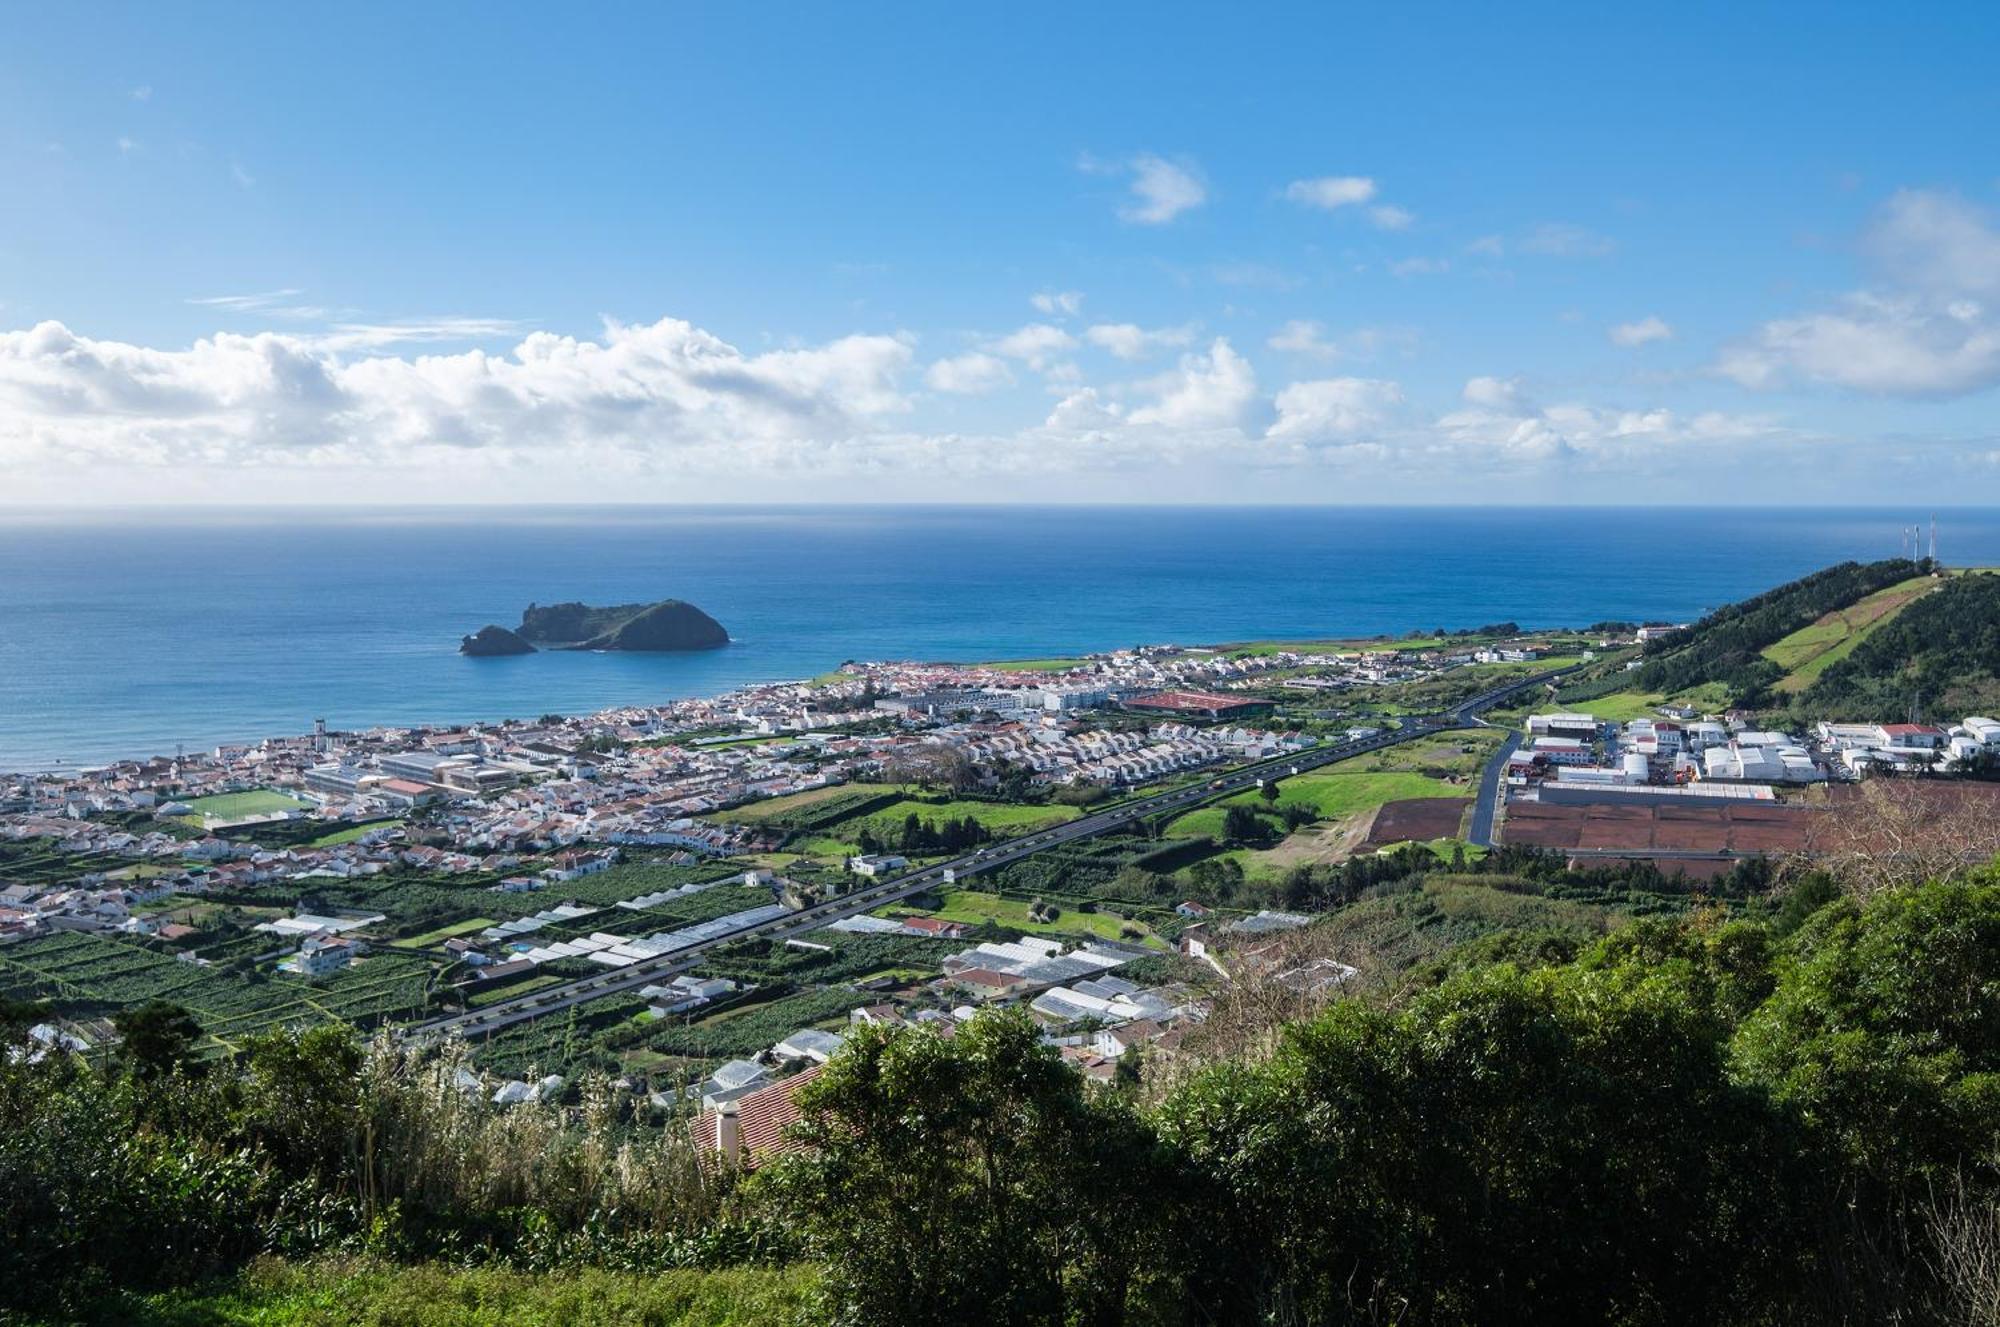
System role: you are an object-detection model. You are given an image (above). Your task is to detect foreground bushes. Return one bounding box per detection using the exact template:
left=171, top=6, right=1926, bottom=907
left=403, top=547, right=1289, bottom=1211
left=5, top=870, right=1997, bottom=1324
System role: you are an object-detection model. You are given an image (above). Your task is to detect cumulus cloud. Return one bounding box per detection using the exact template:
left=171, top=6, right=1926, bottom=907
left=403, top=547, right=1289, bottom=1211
left=1268, top=377, right=1403, bottom=441
left=1089, top=152, right=1207, bottom=225
left=1031, top=290, right=1084, bottom=317
left=989, top=323, right=1079, bottom=370
left=1285, top=177, right=1413, bottom=230
left=1609, top=315, right=1674, bottom=347
left=1084, top=322, right=1196, bottom=361
left=1465, top=234, right=1506, bottom=258
left=1284, top=176, right=1378, bottom=211
left=0, top=316, right=914, bottom=470
left=1719, top=190, right=2000, bottom=397
left=925, top=352, right=1014, bottom=394
left=1438, top=374, right=1774, bottom=462
left=1128, top=338, right=1257, bottom=429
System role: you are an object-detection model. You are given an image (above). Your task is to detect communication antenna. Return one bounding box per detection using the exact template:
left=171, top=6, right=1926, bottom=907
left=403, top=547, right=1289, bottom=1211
left=1930, top=513, right=1938, bottom=565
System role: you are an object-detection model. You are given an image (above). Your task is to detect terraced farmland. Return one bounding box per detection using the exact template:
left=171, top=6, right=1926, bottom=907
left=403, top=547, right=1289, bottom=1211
left=1761, top=574, right=1939, bottom=693
left=0, top=931, right=437, bottom=1050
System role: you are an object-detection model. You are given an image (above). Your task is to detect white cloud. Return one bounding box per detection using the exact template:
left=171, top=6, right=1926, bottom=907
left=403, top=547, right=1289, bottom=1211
left=1520, top=223, right=1615, bottom=257
left=990, top=323, right=1079, bottom=370
left=925, top=351, right=1014, bottom=394
left=1267, top=320, right=1417, bottom=360
left=0, top=316, right=914, bottom=469
left=1719, top=190, right=2000, bottom=397
left=1389, top=256, right=1449, bottom=277
left=129, top=85, right=152, bottom=102
left=1368, top=205, right=1415, bottom=231
left=1465, top=234, right=1506, bottom=258
left=1030, top=290, right=1084, bottom=317
left=1609, top=315, right=1674, bottom=347
left=116, top=136, right=138, bottom=154
left=1268, top=377, right=1403, bottom=441
left=188, top=289, right=306, bottom=312
left=231, top=162, right=255, bottom=189
left=1269, top=319, right=1336, bottom=356
left=1084, top=322, right=1196, bottom=361
left=1439, top=374, right=1775, bottom=462
left=1128, top=338, right=1257, bottom=429
left=1283, top=176, right=1378, bottom=211
left=1106, top=153, right=1207, bottom=225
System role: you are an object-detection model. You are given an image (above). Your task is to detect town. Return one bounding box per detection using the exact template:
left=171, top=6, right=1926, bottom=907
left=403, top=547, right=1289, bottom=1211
left=6, top=571, right=2000, bottom=1172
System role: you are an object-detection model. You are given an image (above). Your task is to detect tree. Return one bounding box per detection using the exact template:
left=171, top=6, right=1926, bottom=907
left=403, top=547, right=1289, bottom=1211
left=240, top=1024, right=364, bottom=1180
left=1221, top=805, right=1266, bottom=844
left=758, top=1010, right=1176, bottom=1324
left=112, top=1001, right=202, bottom=1081
left=1258, top=781, right=1281, bottom=805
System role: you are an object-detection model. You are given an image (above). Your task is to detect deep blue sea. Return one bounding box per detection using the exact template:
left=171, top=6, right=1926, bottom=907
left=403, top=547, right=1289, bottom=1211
left=2, top=506, right=1993, bottom=772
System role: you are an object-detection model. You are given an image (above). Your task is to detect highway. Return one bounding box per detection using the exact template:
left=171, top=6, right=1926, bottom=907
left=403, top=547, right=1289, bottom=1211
left=405, top=663, right=1579, bottom=1044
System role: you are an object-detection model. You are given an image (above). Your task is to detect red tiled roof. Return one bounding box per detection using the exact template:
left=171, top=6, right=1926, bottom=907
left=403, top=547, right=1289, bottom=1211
left=693, top=1064, right=824, bottom=1173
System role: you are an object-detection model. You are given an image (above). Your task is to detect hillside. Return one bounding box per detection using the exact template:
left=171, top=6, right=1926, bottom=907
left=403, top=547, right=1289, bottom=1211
left=1628, top=558, right=1924, bottom=704
left=1557, top=558, right=1930, bottom=715
left=1794, top=571, right=2000, bottom=719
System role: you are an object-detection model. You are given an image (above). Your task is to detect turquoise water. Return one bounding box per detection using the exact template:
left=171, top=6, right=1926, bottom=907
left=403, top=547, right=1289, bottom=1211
left=0, top=505, right=1990, bottom=770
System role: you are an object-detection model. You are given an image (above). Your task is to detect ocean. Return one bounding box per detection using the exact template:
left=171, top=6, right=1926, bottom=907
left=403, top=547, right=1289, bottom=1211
left=1, top=505, right=1992, bottom=772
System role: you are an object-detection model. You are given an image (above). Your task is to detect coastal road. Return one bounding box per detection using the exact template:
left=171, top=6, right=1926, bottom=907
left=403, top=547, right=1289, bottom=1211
left=406, top=663, right=1580, bottom=1044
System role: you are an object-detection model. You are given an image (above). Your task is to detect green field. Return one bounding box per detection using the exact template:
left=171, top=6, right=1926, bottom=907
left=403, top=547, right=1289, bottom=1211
left=848, top=798, right=1079, bottom=836
left=1551, top=681, right=1734, bottom=725
left=1761, top=574, right=1939, bottom=693
left=308, top=818, right=401, bottom=847
left=1166, top=770, right=1459, bottom=841
left=983, top=655, right=1091, bottom=672
left=712, top=782, right=895, bottom=823
left=179, top=789, right=312, bottom=822
left=390, top=916, right=497, bottom=949
left=901, top=888, right=1161, bottom=947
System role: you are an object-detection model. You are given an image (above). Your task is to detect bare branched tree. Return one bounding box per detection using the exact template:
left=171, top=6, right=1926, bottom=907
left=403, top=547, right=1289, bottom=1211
left=1794, top=780, right=2000, bottom=900
left=1925, top=1170, right=2000, bottom=1327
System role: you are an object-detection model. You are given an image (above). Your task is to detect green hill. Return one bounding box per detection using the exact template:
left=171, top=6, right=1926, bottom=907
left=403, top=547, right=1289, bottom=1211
left=1794, top=571, right=2000, bottom=720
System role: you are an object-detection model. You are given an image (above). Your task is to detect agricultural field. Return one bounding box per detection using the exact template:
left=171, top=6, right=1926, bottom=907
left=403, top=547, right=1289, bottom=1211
left=1547, top=682, right=1735, bottom=725
left=1761, top=574, right=1939, bottom=693
left=0, top=931, right=440, bottom=1051
left=529, top=857, right=746, bottom=907
left=711, top=783, right=900, bottom=826
left=842, top=797, right=1078, bottom=839
left=1166, top=770, right=1462, bottom=841
left=178, top=789, right=313, bottom=823
left=892, top=888, right=1162, bottom=947
left=390, top=916, right=496, bottom=949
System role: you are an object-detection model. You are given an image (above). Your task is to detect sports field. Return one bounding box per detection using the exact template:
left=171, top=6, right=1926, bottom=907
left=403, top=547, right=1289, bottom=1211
left=180, top=789, right=312, bottom=822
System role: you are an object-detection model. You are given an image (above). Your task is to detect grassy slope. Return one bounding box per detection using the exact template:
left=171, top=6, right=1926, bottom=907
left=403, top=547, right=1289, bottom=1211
left=1761, top=574, right=1939, bottom=693
left=94, top=1258, right=818, bottom=1327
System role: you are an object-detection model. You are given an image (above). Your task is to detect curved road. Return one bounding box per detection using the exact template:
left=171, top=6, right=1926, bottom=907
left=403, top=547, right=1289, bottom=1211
left=407, top=664, right=1579, bottom=1044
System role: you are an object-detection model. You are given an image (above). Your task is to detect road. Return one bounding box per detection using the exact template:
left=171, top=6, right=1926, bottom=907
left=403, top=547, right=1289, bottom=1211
left=405, top=663, right=1579, bottom=1044
left=1466, top=729, right=1521, bottom=848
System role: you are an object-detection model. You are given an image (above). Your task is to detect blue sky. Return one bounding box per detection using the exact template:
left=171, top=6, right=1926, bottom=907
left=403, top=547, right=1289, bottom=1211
left=2, top=3, right=1998, bottom=503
